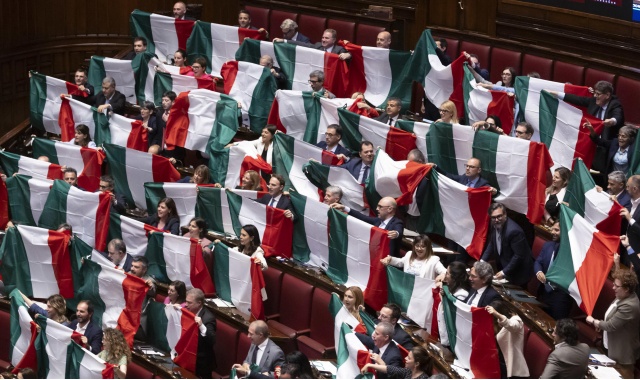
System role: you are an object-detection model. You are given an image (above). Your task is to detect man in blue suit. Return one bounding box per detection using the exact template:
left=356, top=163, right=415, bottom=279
left=534, top=219, right=573, bottom=320
left=278, top=19, right=311, bottom=43
left=340, top=141, right=374, bottom=184
left=443, top=158, right=497, bottom=195
left=365, top=322, right=403, bottom=379
left=598, top=170, right=631, bottom=211
left=316, top=124, right=351, bottom=161
left=68, top=301, right=103, bottom=354
left=481, top=202, right=534, bottom=287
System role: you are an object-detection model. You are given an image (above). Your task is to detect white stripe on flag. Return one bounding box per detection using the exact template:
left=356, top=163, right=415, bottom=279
left=119, top=215, right=149, bottom=257
left=494, top=137, right=530, bottom=215
left=289, top=142, right=326, bottom=199
left=41, top=77, right=67, bottom=134
left=237, top=200, right=267, bottom=240
left=275, top=90, right=308, bottom=139
left=584, top=188, right=615, bottom=226
left=102, top=58, right=136, bottom=103
left=344, top=218, right=373, bottom=289
left=466, top=86, right=493, bottom=124
left=319, top=97, right=355, bottom=143
left=162, top=233, right=195, bottom=289
left=326, top=167, right=367, bottom=212
left=259, top=42, right=279, bottom=69
left=362, top=47, right=392, bottom=106
left=336, top=330, right=367, bottom=378
left=451, top=125, right=476, bottom=174
left=66, top=186, right=100, bottom=248
left=77, top=346, right=109, bottom=379
left=292, top=47, right=326, bottom=91
left=406, top=277, right=435, bottom=329
left=67, top=99, right=96, bottom=140
left=165, top=306, right=183, bottom=357
left=356, top=117, right=391, bottom=153
left=228, top=247, right=253, bottom=315
left=230, top=62, right=264, bottom=125
left=209, top=24, right=242, bottom=77
left=91, top=259, right=127, bottom=328
left=168, top=73, right=199, bottom=94
left=220, top=191, right=235, bottom=236
left=125, top=149, right=154, bottom=208
left=143, top=57, right=162, bottom=102
left=54, top=142, right=85, bottom=174
left=43, top=319, right=75, bottom=379
left=523, top=79, right=566, bottom=141
left=28, top=177, right=54, bottom=223
left=150, top=13, right=179, bottom=63
left=424, top=54, right=454, bottom=107
left=185, top=90, right=222, bottom=152
left=108, top=113, right=137, bottom=147
left=548, top=101, right=582, bottom=171
left=161, top=183, right=198, bottom=227
left=12, top=305, right=33, bottom=366
left=453, top=301, right=475, bottom=376
left=17, top=157, right=53, bottom=179
left=304, top=200, right=331, bottom=268
left=438, top=175, right=476, bottom=249
left=16, top=225, right=60, bottom=298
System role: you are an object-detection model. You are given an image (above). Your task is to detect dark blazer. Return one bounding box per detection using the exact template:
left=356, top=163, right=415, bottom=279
left=617, top=189, right=632, bottom=211
left=136, top=115, right=161, bottom=148
left=375, top=113, right=401, bottom=126
left=590, top=134, right=635, bottom=175
left=195, top=307, right=216, bottom=378
left=94, top=90, right=126, bottom=116
left=340, top=158, right=368, bottom=182
left=68, top=319, right=103, bottom=354
left=271, top=66, right=287, bottom=90
left=257, top=194, right=292, bottom=211
left=292, top=32, right=311, bottom=44
left=373, top=341, right=403, bottom=378
left=564, top=93, right=625, bottom=139
left=143, top=214, right=181, bottom=235
left=534, top=241, right=559, bottom=293
left=244, top=338, right=285, bottom=375
left=447, top=173, right=491, bottom=188
left=480, top=218, right=534, bottom=287
left=119, top=253, right=133, bottom=273
left=72, top=83, right=95, bottom=105
left=465, top=286, right=501, bottom=308
left=316, top=141, right=351, bottom=157
left=540, top=342, right=589, bottom=379
left=286, top=40, right=349, bottom=60
left=348, top=210, right=404, bottom=257
left=393, top=323, right=413, bottom=350
left=112, top=192, right=127, bottom=214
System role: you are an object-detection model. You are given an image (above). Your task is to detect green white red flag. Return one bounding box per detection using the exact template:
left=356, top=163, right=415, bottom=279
left=130, top=9, right=195, bottom=64
left=29, top=71, right=87, bottom=134
left=9, top=289, right=39, bottom=372
left=462, top=64, right=515, bottom=133
left=207, top=141, right=272, bottom=190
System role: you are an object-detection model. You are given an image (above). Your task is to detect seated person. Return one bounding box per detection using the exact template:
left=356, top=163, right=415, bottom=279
left=316, top=124, right=351, bottom=160
left=274, top=28, right=351, bottom=61
left=122, top=36, right=149, bottom=61
left=471, top=115, right=505, bottom=135
left=236, top=9, right=267, bottom=37
left=585, top=121, right=636, bottom=175
left=69, top=124, right=97, bottom=149
left=357, top=322, right=403, bottom=378
left=540, top=319, right=589, bottom=379
left=178, top=164, right=210, bottom=184
left=165, top=280, right=187, bottom=307
left=143, top=197, right=181, bottom=235
left=348, top=92, right=380, bottom=118
left=376, top=31, right=392, bottom=49
left=375, top=98, right=402, bottom=126
left=232, top=320, right=285, bottom=378
left=60, top=67, right=94, bottom=105
left=465, top=261, right=501, bottom=307
left=259, top=55, right=286, bottom=89
left=361, top=346, right=433, bottom=379
left=544, top=167, right=570, bottom=222
left=107, top=239, right=132, bottom=271
left=95, top=76, right=126, bottom=116
left=278, top=18, right=310, bottom=43
left=69, top=300, right=103, bottom=354
left=307, top=70, right=335, bottom=99
left=98, top=328, right=131, bottom=379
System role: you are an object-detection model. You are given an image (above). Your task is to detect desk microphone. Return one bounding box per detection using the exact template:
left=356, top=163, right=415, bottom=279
left=500, top=282, right=511, bottom=298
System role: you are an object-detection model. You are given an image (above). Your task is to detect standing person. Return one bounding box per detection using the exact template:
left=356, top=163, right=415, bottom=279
left=544, top=167, right=570, bottom=222
left=164, top=280, right=187, bottom=307
left=237, top=224, right=267, bottom=270
left=19, top=292, right=70, bottom=326
left=277, top=19, right=310, bottom=43
left=486, top=301, right=529, bottom=378
left=306, top=70, right=335, bottom=99
left=540, top=319, right=589, bottom=379
left=435, top=100, right=459, bottom=124
left=257, top=174, right=294, bottom=219
left=99, top=175, right=127, bottom=214
left=361, top=346, right=433, bottom=379
left=316, top=124, right=351, bottom=160
left=340, top=141, right=374, bottom=184
left=438, top=262, right=470, bottom=347
left=68, top=301, right=103, bottom=354
left=185, top=217, right=213, bottom=256
left=251, top=125, right=276, bottom=182
left=232, top=320, right=285, bottom=377
left=173, top=1, right=195, bottom=20
left=98, top=328, right=131, bottom=379
left=190, top=57, right=214, bottom=80
left=172, top=49, right=192, bottom=75
left=236, top=9, right=267, bottom=37
left=237, top=170, right=263, bottom=191
left=106, top=239, right=132, bottom=272
left=380, top=234, right=446, bottom=281
left=585, top=121, right=636, bottom=176
left=184, top=288, right=216, bottom=378
left=95, top=77, right=126, bottom=116
left=178, top=164, right=210, bottom=184
left=155, top=91, right=177, bottom=156
left=376, top=31, right=392, bottom=49
left=143, top=197, right=180, bottom=235
left=60, top=67, right=95, bottom=105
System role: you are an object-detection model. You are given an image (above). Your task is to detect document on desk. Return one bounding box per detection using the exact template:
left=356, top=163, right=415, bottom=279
left=209, top=298, right=235, bottom=308
left=589, top=365, right=622, bottom=379
left=311, top=361, right=337, bottom=376
left=589, top=353, right=617, bottom=366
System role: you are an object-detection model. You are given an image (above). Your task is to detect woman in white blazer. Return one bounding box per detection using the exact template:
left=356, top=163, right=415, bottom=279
left=250, top=125, right=276, bottom=183
left=486, top=301, right=529, bottom=378
left=380, top=234, right=446, bottom=281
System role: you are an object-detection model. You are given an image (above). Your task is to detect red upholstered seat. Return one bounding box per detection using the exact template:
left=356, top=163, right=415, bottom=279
left=584, top=68, right=615, bottom=87
left=615, top=76, right=640, bottom=124
left=267, top=274, right=314, bottom=337
left=522, top=55, right=552, bottom=80
left=269, top=11, right=298, bottom=40
left=459, top=41, right=491, bottom=70
left=126, top=362, right=154, bottom=379
left=355, top=24, right=386, bottom=47
left=442, top=38, right=459, bottom=58
left=523, top=332, right=552, bottom=379
left=552, top=61, right=585, bottom=86
left=0, top=311, right=11, bottom=370
left=328, top=19, right=355, bottom=44
left=297, top=288, right=335, bottom=359
left=531, top=234, right=548, bottom=259
left=489, top=48, right=521, bottom=84
left=237, top=331, right=252, bottom=363
left=298, top=15, right=326, bottom=44
left=212, top=321, right=240, bottom=378
left=263, top=266, right=284, bottom=320
left=244, top=6, right=270, bottom=31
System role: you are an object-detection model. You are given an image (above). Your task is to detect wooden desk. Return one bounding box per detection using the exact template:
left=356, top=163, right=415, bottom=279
left=407, top=327, right=460, bottom=379
left=132, top=342, right=198, bottom=379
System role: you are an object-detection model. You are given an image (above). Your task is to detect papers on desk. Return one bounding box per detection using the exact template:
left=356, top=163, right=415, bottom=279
left=209, top=298, right=235, bottom=308
left=311, top=360, right=337, bottom=376
left=589, top=365, right=622, bottom=379
left=141, top=349, right=165, bottom=356
left=451, top=361, right=472, bottom=379
left=589, top=353, right=616, bottom=366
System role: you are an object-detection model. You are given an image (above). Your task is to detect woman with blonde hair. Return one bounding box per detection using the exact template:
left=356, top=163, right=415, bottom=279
left=238, top=170, right=263, bottom=191
left=436, top=100, right=458, bottom=124
left=342, top=286, right=367, bottom=333
left=19, top=291, right=70, bottom=326
left=178, top=164, right=210, bottom=184
left=98, top=328, right=131, bottom=379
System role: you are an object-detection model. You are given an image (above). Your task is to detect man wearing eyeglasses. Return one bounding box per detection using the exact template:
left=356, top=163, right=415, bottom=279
left=480, top=203, right=533, bottom=288
left=307, top=70, right=335, bottom=99
left=438, top=158, right=497, bottom=195
left=316, top=124, right=351, bottom=160
left=513, top=121, right=533, bottom=141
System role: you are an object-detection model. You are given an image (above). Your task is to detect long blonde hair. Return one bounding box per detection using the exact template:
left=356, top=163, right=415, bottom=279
left=440, top=100, right=459, bottom=124
left=48, top=294, right=69, bottom=324
left=102, top=328, right=131, bottom=365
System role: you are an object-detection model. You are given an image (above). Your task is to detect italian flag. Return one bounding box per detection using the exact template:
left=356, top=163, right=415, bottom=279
left=226, top=190, right=293, bottom=258
left=0, top=150, right=63, bottom=180
left=272, top=132, right=344, bottom=200
left=98, top=112, right=148, bottom=152
left=338, top=108, right=417, bottom=161
left=194, top=186, right=265, bottom=236
left=108, top=212, right=161, bottom=257
left=130, top=9, right=195, bottom=63
left=164, top=89, right=240, bottom=153
left=289, top=191, right=332, bottom=264
left=32, top=137, right=105, bottom=192
left=212, top=241, right=267, bottom=320
left=515, top=76, right=591, bottom=141
left=462, top=64, right=515, bottom=133
left=145, top=182, right=199, bottom=227
left=57, top=97, right=104, bottom=143
left=418, top=170, right=492, bottom=259
left=9, top=289, right=38, bottom=372
left=546, top=205, right=618, bottom=315
left=234, top=39, right=281, bottom=69
left=539, top=90, right=605, bottom=170
left=396, top=120, right=431, bottom=160
left=426, top=123, right=553, bottom=224
left=76, top=254, right=150, bottom=345
left=34, top=316, right=84, bottom=379
left=302, top=160, right=369, bottom=213
left=342, top=41, right=413, bottom=107
left=0, top=225, right=73, bottom=298
left=29, top=71, right=86, bottom=135
left=145, top=302, right=199, bottom=373
left=65, top=341, right=114, bottom=379
left=221, top=60, right=277, bottom=132
left=564, top=158, right=622, bottom=236
left=37, top=180, right=111, bottom=251
left=186, top=20, right=264, bottom=77
left=267, top=90, right=355, bottom=143
left=386, top=266, right=437, bottom=330
left=441, top=286, right=501, bottom=379
left=365, top=148, right=433, bottom=207
left=133, top=52, right=167, bottom=105
left=335, top=322, right=372, bottom=379
left=103, top=143, right=181, bottom=209
left=208, top=141, right=272, bottom=190
left=153, top=71, right=216, bottom=105
left=88, top=56, right=137, bottom=104
left=5, top=175, right=53, bottom=226
left=145, top=231, right=215, bottom=293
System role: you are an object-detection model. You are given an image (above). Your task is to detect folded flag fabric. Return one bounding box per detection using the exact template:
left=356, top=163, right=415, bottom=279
left=336, top=322, right=372, bottom=379
left=418, top=170, right=492, bottom=259
left=302, top=160, right=368, bottom=213
left=108, top=212, right=161, bottom=257
left=396, top=120, right=431, bottom=160
left=194, top=186, right=265, bottom=236
left=130, top=9, right=195, bottom=63
left=88, top=56, right=137, bottom=104
left=234, top=39, right=279, bottom=66
left=0, top=225, right=73, bottom=298
left=187, top=21, right=264, bottom=77
left=145, top=231, right=215, bottom=293
left=515, top=76, right=591, bottom=141
left=441, top=286, right=500, bottom=379
left=0, top=150, right=63, bottom=181
left=4, top=175, right=53, bottom=226
left=37, top=180, right=111, bottom=251
left=212, top=242, right=267, bottom=320
left=338, top=108, right=417, bottom=161
left=103, top=143, right=181, bottom=209
left=9, top=289, right=39, bottom=371
left=145, top=182, right=199, bottom=227
left=208, top=141, right=272, bottom=190
left=32, top=137, right=105, bottom=192
left=164, top=89, right=240, bottom=153
left=29, top=71, right=86, bottom=134
left=386, top=266, right=436, bottom=330
left=145, top=302, right=199, bottom=373
left=57, top=97, right=106, bottom=143
left=65, top=341, right=114, bottom=379
left=426, top=123, right=553, bottom=224
left=462, top=64, right=515, bottom=133
left=289, top=191, right=332, bottom=264
left=538, top=90, right=605, bottom=170
left=153, top=70, right=216, bottom=105
left=35, top=316, right=84, bottom=379
left=546, top=205, right=618, bottom=315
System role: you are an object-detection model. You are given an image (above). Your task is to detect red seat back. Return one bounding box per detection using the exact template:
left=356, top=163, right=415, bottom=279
left=531, top=235, right=548, bottom=259
left=269, top=11, right=298, bottom=40
left=553, top=61, right=585, bottom=86
left=328, top=19, right=355, bottom=44
left=522, top=55, right=553, bottom=80
left=355, top=24, right=386, bottom=47
left=459, top=41, right=491, bottom=70
left=277, top=274, right=314, bottom=330
left=308, top=288, right=334, bottom=346
left=442, top=38, right=459, bottom=58
left=615, top=76, right=640, bottom=124
left=489, top=48, right=521, bottom=84
left=584, top=68, right=615, bottom=87
left=298, top=15, right=326, bottom=45
left=126, top=362, right=154, bottom=379
left=523, top=332, right=552, bottom=379
left=244, top=6, right=270, bottom=31
left=237, top=332, right=252, bottom=363
left=0, top=311, right=10, bottom=364
left=214, top=321, right=240, bottom=377
left=263, top=266, right=284, bottom=319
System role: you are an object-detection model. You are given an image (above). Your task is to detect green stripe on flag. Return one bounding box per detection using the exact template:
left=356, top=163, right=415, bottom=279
left=302, top=161, right=331, bottom=195
left=130, top=10, right=156, bottom=55
left=207, top=148, right=231, bottom=186
left=132, top=52, right=153, bottom=104
left=144, top=183, right=168, bottom=215
left=0, top=150, right=21, bottom=176
left=103, top=143, right=136, bottom=206
left=337, top=108, right=365, bottom=154
left=29, top=71, right=47, bottom=133
left=248, top=67, right=278, bottom=132
left=514, top=76, right=531, bottom=123
left=0, top=227, right=34, bottom=296
left=302, top=93, right=321, bottom=143
left=145, top=301, right=172, bottom=352
left=225, top=190, right=244, bottom=237
left=92, top=109, right=111, bottom=148
left=272, top=132, right=296, bottom=189
left=441, top=286, right=459, bottom=354
left=75, top=259, right=107, bottom=328
left=471, top=130, right=499, bottom=188
left=68, top=237, right=92, bottom=309
left=273, top=43, right=297, bottom=90
left=195, top=187, right=226, bottom=234
left=425, top=122, right=458, bottom=174
left=336, top=322, right=352, bottom=369
left=234, top=39, right=264, bottom=64
left=564, top=158, right=592, bottom=217
left=538, top=90, right=560, bottom=148
left=212, top=242, right=232, bottom=301
left=545, top=206, right=577, bottom=291
left=38, top=180, right=71, bottom=230
left=327, top=208, right=349, bottom=284
left=88, top=56, right=107, bottom=95
left=34, top=315, right=51, bottom=379
left=108, top=211, right=123, bottom=244
left=64, top=342, right=87, bottom=379
left=462, top=64, right=475, bottom=123
left=186, top=22, right=214, bottom=74
left=146, top=233, right=170, bottom=283
left=289, top=191, right=311, bottom=262
left=32, top=137, right=60, bottom=165
left=6, top=175, right=38, bottom=225
left=210, top=94, right=242, bottom=151
left=386, top=266, right=415, bottom=312
left=417, top=170, right=446, bottom=234
left=154, top=72, right=174, bottom=106
left=364, top=151, right=382, bottom=210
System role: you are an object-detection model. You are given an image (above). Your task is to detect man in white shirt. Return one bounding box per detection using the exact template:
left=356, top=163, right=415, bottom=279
left=107, top=239, right=132, bottom=272
left=68, top=301, right=103, bottom=354
left=369, top=322, right=403, bottom=378
left=233, top=320, right=285, bottom=377
left=375, top=98, right=402, bottom=126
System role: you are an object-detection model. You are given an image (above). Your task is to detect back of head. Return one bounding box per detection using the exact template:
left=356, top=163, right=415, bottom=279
left=555, top=318, right=579, bottom=346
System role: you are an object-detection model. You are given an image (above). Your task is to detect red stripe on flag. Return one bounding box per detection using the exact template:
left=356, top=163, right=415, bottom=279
left=94, top=192, right=112, bottom=252
left=174, top=20, right=195, bottom=51
left=118, top=274, right=151, bottom=347
left=525, top=142, right=554, bottom=225
left=65, top=82, right=86, bottom=98
left=469, top=307, right=501, bottom=379
left=189, top=238, right=215, bottom=294
left=0, top=178, right=8, bottom=229
left=357, top=350, right=372, bottom=373
left=47, top=163, right=64, bottom=181
left=574, top=115, right=604, bottom=169
left=237, top=27, right=264, bottom=43
left=151, top=154, right=181, bottom=182
left=262, top=206, right=293, bottom=258
left=322, top=52, right=350, bottom=98
left=173, top=308, right=199, bottom=373
left=564, top=83, right=591, bottom=98
left=58, top=98, right=76, bottom=142
left=364, top=227, right=389, bottom=311
left=595, top=201, right=622, bottom=237
left=165, top=92, right=191, bottom=150
left=102, top=364, right=115, bottom=379
left=250, top=262, right=266, bottom=320
left=221, top=61, right=240, bottom=95
left=127, top=119, right=149, bottom=152
left=465, top=187, right=492, bottom=259
left=430, top=288, right=441, bottom=338
left=11, top=321, right=39, bottom=374
left=77, top=148, right=105, bottom=193
left=48, top=230, right=75, bottom=298
left=241, top=155, right=272, bottom=192
left=384, top=127, right=417, bottom=161
left=267, top=97, right=287, bottom=133
left=487, top=91, right=515, bottom=135
left=449, top=54, right=467, bottom=118
left=575, top=231, right=617, bottom=315
left=343, top=42, right=367, bottom=95
left=196, top=77, right=216, bottom=91
left=320, top=150, right=343, bottom=166
left=395, top=162, right=432, bottom=205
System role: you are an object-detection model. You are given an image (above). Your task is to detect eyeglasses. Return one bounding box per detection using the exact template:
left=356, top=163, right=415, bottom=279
left=325, top=133, right=336, bottom=137
left=465, top=164, right=478, bottom=169
left=594, top=91, right=605, bottom=97
left=438, top=109, right=450, bottom=114
left=490, top=214, right=505, bottom=220
left=308, top=80, right=320, bottom=84
left=192, top=65, right=202, bottom=69
left=515, top=130, right=527, bottom=135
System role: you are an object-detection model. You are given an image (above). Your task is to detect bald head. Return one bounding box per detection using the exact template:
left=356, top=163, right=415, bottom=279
left=377, top=197, right=397, bottom=219
left=376, top=31, right=391, bottom=48
left=259, top=55, right=273, bottom=68
left=248, top=320, right=269, bottom=345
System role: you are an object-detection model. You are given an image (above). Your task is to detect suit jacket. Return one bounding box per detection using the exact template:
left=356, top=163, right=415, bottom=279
left=72, top=83, right=95, bottom=105
left=340, top=158, right=368, bottom=182
left=244, top=338, right=285, bottom=375
left=271, top=66, right=287, bottom=90
left=447, top=173, right=491, bottom=188
left=598, top=294, right=640, bottom=365
left=316, top=141, right=351, bottom=157
left=533, top=241, right=559, bottom=293
left=590, top=134, right=635, bottom=175
left=143, top=215, right=181, bottom=235
left=480, top=218, right=534, bottom=287
left=375, top=113, right=402, bottom=126
left=464, top=286, right=501, bottom=308
left=564, top=93, right=624, bottom=139
left=195, top=307, right=216, bottom=378
left=136, top=115, right=161, bottom=147
left=68, top=319, right=103, bottom=354
left=94, top=90, right=126, bottom=116
left=118, top=253, right=133, bottom=273
left=393, top=323, right=413, bottom=350
left=258, top=194, right=292, bottom=211
left=616, top=189, right=632, bottom=211
left=292, top=32, right=311, bottom=44
left=314, top=87, right=336, bottom=99
left=348, top=210, right=404, bottom=257
left=373, top=341, right=403, bottom=378
left=540, top=342, right=589, bottom=379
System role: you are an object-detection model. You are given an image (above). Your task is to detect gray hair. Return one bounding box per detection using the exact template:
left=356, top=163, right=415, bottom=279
left=102, top=76, right=116, bottom=88
left=407, top=149, right=425, bottom=164
left=619, top=125, right=637, bottom=140
left=280, top=18, right=298, bottom=30
left=250, top=320, right=269, bottom=337
left=309, top=70, right=325, bottom=82
left=377, top=321, right=394, bottom=339
left=108, top=239, right=126, bottom=254
left=325, top=186, right=343, bottom=201
left=608, top=171, right=626, bottom=184
left=473, top=261, right=494, bottom=284
left=187, top=288, right=205, bottom=304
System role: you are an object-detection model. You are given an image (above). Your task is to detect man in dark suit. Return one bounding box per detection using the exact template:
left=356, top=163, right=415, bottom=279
left=275, top=29, right=351, bottom=62
left=435, top=38, right=452, bottom=66
left=122, top=36, right=149, bottom=61
left=375, top=98, right=402, bottom=126
left=480, top=202, right=534, bottom=287
left=316, top=124, right=351, bottom=161
left=619, top=175, right=640, bottom=277
left=99, top=175, right=127, bottom=214
left=533, top=219, right=573, bottom=320
left=173, top=1, right=196, bottom=20
left=62, top=168, right=85, bottom=191
left=597, top=170, right=631, bottom=211
left=332, top=196, right=404, bottom=257
left=237, top=9, right=267, bottom=36
left=340, top=141, right=374, bottom=184
left=106, top=239, right=133, bottom=272
left=540, top=319, right=589, bottom=379
left=306, top=70, right=335, bottom=99
left=233, top=320, right=285, bottom=377
left=95, top=76, right=126, bottom=116
left=279, top=19, right=310, bottom=44
left=259, top=55, right=287, bottom=90
left=370, top=322, right=403, bottom=378
left=443, top=158, right=495, bottom=192
left=68, top=300, right=103, bottom=354
left=376, top=304, right=413, bottom=350
left=257, top=174, right=294, bottom=220
left=60, top=67, right=94, bottom=105
left=465, top=261, right=501, bottom=307
left=185, top=288, right=216, bottom=378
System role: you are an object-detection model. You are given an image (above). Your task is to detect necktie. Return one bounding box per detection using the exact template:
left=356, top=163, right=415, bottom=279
left=467, top=291, right=477, bottom=305
left=269, top=197, right=276, bottom=207
left=388, top=117, right=393, bottom=126
left=496, top=228, right=502, bottom=255
left=251, top=345, right=259, bottom=365
left=379, top=221, right=387, bottom=229
left=597, top=107, right=604, bottom=120
left=361, top=165, right=370, bottom=185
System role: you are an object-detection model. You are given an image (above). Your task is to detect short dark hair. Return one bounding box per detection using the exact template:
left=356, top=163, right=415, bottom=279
left=555, top=318, right=579, bottom=346
left=488, top=202, right=506, bottom=215
left=438, top=38, right=448, bottom=49
left=408, top=149, right=425, bottom=163
left=75, top=67, right=88, bottom=76
left=382, top=303, right=402, bottom=322
left=194, top=57, right=208, bottom=69
left=239, top=9, right=251, bottom=18
left=108, top=239, right=126, bottom=254
left=18, top=368, right=37, bottom=379
left=100, top=175, right=115, bottom=190
left=141, top=101, right=156, bottom=113
left=326, top=124, right=342, bottom=138
left=133, top=36, right=148, bottom=46
left=594, top=80, right=614, bottom=95
left=63, top=167, right=78, bottom=177
left=79, top=300, right=94, bottom=315
left=486, top=115, right=502, bottom=129
left=163, top=91, right=177, bottom=101
left=132, top=255, right=149, bottom=269
left=517, top=121, right=534, bottom=135
left=387, top=97, right=402, bottom=108
left=360, top=141, right=374, bottom=152
left=270, top=173, right=286, bottom=187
